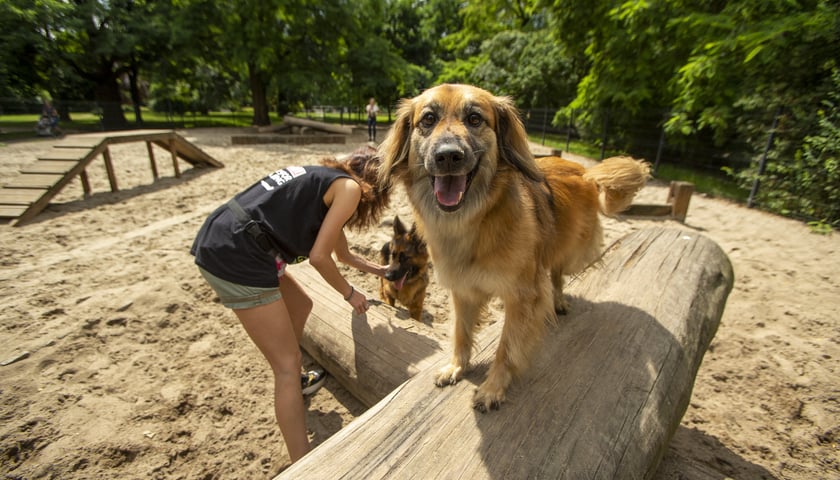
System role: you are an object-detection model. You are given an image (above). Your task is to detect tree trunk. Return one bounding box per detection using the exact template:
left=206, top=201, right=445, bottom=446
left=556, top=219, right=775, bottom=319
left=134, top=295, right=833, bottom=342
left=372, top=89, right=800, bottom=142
left=248, top=62, right=271, bottom=126
left=128, top=61, right=144, bottom=125
left=95, top=73, right=127, bottom=131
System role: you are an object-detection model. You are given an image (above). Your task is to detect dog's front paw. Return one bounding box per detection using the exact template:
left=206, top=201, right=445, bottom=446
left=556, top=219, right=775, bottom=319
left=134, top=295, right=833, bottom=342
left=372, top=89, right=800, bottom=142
left=473, top=384, right=505, bottom=413
left=434, top=364, right=463, bottom=387
left=554, top=296, right=570, bottom=316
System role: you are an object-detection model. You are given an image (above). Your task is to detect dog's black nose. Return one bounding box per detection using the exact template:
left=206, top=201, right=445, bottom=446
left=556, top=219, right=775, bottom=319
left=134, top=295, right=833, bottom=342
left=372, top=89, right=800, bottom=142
left=434, top=144, right=464, bottom=169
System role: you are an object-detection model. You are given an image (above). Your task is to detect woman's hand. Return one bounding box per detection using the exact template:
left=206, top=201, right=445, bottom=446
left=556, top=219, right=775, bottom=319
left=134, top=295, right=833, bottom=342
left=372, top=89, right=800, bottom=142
left=346, top=287, right=369, bottom=315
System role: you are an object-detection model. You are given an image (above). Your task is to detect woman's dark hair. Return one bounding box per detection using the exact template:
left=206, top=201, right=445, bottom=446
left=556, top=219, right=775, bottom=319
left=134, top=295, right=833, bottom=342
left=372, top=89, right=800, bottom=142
left=321, top=145, right=390, bottom=230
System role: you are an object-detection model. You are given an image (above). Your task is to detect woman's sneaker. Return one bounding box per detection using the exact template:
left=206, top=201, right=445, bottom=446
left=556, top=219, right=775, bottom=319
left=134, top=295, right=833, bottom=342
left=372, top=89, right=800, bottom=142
left=301, top=368, right=326, bottom=395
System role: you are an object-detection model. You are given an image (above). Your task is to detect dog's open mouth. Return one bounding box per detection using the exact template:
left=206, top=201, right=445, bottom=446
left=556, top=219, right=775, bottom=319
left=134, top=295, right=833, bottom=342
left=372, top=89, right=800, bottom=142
left=393, top=272, right=408, bottom=290
left=431, top=165, right=478, bottom=212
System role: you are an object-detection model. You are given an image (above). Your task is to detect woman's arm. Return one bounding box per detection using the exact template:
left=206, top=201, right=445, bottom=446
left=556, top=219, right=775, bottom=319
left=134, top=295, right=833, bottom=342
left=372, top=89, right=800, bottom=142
left=308, top=178, right=385, bottom=314
left=333, top=229, right=387, bottom=278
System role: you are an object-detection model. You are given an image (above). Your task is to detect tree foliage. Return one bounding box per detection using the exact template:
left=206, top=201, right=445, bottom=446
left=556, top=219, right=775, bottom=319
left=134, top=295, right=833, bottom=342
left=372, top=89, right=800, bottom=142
left=3, top=0, right=837, bottom=224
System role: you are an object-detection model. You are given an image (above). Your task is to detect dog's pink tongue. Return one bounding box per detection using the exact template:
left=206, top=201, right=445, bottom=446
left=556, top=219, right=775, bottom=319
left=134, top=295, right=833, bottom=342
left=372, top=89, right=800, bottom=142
left=394, top=272, right=408, bottom=290
left=434, top=175, right=467, bottom=206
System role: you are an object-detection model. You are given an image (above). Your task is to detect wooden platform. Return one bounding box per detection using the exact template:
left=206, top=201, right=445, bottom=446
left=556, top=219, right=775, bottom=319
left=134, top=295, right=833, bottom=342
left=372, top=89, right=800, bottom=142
left=231, top=116, right=352, bottom=145
left=0, top=130, right=222, bottom=225
left=280, top=227, right=734, bottom=479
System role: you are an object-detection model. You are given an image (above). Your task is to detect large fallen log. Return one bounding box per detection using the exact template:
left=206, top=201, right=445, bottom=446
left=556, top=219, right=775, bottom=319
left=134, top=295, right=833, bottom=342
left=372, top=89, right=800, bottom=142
left=291, top=263, right=449, bottom=407
left=283, top=227, right=733, bottom=479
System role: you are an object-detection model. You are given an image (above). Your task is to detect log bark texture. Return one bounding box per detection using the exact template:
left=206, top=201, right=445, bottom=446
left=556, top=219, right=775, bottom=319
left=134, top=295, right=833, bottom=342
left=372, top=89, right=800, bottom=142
left=293, top=263, right=448, bottom=407
left=282, top=227, right=734, bottom=479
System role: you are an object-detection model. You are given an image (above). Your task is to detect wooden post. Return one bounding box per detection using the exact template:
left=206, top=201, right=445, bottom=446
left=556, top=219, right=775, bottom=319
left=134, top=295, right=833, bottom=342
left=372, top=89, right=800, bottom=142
left=280, top=227, right=733, bottom=479
left=168, top=139, right=181, bottom=178
left=102, top=147, right=118, bottom=192
left=146, top=141, right=159, bottom=180
left=79, top=170, right=92, bottom=197
left=667, top=181, right=694, bottom=222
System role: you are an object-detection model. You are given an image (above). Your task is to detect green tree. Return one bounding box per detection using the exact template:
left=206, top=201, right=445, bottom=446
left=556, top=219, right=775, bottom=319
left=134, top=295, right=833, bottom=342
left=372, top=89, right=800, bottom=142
left=211, top=0, right=372, bottom=126
left=547, top=0, right=701, bottom=156
left=732, top=69, right=840, bottom=225
left=433, top=1, right=575, bottom=111
left=438, top=0, right=540, bottom=84
left=40, top=0, right=176, bottom=129
left=471, top=30, right=575, bottom=109
left=0, top=0, right=56, bottom=99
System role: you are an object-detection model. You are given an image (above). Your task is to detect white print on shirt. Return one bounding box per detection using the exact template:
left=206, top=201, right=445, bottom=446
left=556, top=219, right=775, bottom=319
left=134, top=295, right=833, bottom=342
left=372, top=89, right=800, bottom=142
left=260, top=166, right=308, bottom=191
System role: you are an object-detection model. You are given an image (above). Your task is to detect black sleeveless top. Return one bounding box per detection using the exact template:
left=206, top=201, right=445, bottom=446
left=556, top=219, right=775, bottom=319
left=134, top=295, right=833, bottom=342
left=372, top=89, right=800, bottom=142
left=191, top=166, right=352, bottom=287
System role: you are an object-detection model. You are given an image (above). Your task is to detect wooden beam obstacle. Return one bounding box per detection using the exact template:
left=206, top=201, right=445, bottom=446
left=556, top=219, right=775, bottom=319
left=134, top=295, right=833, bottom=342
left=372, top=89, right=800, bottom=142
left=624, top=181, right=695, bottom=222
left=280, top=227, right=734, bottom=479
left=0, top=129, right=222, bottom=225
left=231, top=116, right=353, bottom=145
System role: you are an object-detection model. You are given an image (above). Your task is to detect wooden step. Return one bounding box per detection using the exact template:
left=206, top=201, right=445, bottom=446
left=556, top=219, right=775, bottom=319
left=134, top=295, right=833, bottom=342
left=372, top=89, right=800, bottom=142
left=53, top=144, right=98, bottom=149
left=37, top=154, right=87, bottom=162
left=8, top=173, right=65, bottom=189
left=0, top=188, right=48, bottom=205
left=21, top=161, right=78, bottom=174
left=0, top=205, right=28, bottom=218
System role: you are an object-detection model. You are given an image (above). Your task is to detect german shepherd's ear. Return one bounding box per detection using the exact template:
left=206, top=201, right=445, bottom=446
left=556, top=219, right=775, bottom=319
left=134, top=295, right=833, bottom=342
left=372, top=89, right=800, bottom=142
left=380, top=241, right=391, bottom=262
left=377, top=98, right=414, bottom=190
left=409, top=223, right=427, bottom=254
left=393, top=215, right=407, bottom=235
left=493, top=95, right=543, bottom=182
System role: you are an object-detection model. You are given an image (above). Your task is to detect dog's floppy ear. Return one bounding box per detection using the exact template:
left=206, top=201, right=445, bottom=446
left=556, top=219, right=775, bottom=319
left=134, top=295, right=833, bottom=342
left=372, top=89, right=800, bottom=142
left=377, top=98, right=414, bottom=189
left=494, top=95, right=543, bottom=182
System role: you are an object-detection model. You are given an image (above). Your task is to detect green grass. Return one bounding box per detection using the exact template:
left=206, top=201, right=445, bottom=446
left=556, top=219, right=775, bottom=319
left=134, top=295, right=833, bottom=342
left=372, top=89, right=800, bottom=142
left=0, top=108, right=272, bottom=143
left=0, top=107, right=378, bottom=144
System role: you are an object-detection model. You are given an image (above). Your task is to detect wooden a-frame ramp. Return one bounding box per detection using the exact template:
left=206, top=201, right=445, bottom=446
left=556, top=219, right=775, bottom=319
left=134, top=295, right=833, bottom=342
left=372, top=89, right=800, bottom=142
left=0, top=129, right=222, bottom=226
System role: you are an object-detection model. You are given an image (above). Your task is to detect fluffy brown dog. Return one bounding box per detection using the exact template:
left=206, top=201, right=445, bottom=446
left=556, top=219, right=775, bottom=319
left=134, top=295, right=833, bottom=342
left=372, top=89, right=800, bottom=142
left=379, top=215, right=430, bottom=321
left=378, top=84, right=650, bottom=412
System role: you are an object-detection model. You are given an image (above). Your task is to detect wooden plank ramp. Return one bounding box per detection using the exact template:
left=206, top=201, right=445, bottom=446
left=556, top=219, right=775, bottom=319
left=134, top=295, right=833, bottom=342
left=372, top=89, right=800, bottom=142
left=281, top=227, right=734, bottom=479
left=0, top=129, right=222, bottom=226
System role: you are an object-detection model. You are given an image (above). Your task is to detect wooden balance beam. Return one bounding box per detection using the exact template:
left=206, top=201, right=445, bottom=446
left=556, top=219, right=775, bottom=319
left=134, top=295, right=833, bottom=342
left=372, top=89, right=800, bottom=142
left=281, top=227, right=733, bottom=479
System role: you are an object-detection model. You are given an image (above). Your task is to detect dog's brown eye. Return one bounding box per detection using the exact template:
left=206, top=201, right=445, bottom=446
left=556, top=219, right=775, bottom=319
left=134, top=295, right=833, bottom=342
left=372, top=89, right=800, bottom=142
left=467, top=113, right=483, bottom=127
left=420, top=112, right=436, bottom=128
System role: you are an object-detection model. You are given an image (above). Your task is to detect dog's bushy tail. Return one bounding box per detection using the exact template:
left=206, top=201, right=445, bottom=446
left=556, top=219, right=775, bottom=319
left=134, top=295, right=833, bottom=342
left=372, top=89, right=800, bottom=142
left=583, top=156, right=651, bottom=216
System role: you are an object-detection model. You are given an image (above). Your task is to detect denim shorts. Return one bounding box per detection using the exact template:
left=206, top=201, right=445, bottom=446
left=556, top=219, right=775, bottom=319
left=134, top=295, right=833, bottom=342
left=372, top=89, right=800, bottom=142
left=198, top=266, right=282, bottom=310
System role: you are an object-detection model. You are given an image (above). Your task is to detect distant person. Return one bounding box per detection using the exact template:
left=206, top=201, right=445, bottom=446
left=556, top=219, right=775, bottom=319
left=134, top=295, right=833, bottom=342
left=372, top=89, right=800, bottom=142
left=365, top=97, right=379, bottom=142
left=190, top=146, right=390, bottom=464
left=40, top=100, right=61, bottom=135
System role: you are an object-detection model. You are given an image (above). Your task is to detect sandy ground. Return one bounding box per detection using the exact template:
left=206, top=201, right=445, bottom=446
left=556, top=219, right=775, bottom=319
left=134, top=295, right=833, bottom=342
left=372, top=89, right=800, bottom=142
left=0, top=127, right=837, bottom=479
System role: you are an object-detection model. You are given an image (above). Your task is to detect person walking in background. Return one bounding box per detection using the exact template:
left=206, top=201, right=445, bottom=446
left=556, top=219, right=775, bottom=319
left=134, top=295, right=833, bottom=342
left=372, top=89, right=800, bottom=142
left=365, top=97, right=379, bottom=142
left=190, top=146, right=390, bottom=464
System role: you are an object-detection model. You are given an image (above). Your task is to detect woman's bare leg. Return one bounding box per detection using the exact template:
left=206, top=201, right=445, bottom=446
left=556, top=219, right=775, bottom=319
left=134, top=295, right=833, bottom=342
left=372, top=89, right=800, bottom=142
left=279, top=272, right=313, bottom=343
left=235, top=288, right=311, bottom=462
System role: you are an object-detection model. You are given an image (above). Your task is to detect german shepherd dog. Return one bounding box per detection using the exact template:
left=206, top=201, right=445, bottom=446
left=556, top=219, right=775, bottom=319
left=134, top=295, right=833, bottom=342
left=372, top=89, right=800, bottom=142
left=379, top=215, right=430, bottom=321
left=377, top=84, right=650, bottom=412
